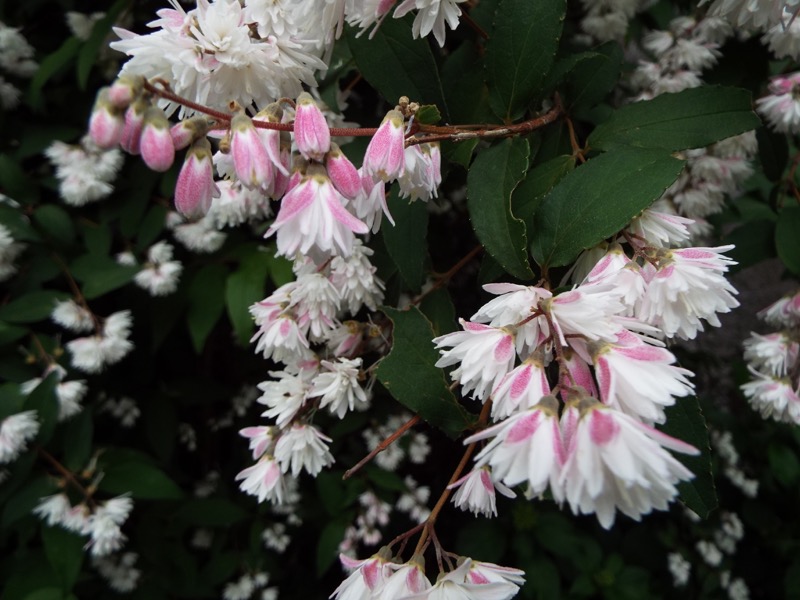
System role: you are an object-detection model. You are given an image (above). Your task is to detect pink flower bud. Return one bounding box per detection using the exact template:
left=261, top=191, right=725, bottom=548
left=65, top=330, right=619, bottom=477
left=170, top=116, right=211, bottom=151
left=293, top=92, right=330, bottom=161
left=175, top=138, right=218, bottom=219
left=272, top=146, right=292, bottom=199
left=230, top=113, right=273, bottom=189
left=107, top=75, right=144, bottom=109
left=140, top=107, right=175, bottom=172
left=325, top=143, right=361, bottom=200
left=120, top=97, right=148, bottom=155
left=254, top=103, right=288, bottom=177
left=88, top=88, right=124, bottom=149
left=363, top=110, right=406, bottom=182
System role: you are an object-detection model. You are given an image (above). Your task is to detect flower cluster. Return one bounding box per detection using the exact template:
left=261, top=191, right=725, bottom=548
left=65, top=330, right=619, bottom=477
left=21, top=364, right=87, bottom=422
left=434, top=213, right=739, bottom=528
left=57, top=308, right=134, bottom=374
left=0, top=20, right=37, bottom=109
left=332, top=551, right=525, bottom=600
left=741, top=290, right=800, bottom=424
left=45, top=136, right=124, bottom=206
left=34, top=494, right=134, bottom=557
left=133, top=240, right=183, bottom=296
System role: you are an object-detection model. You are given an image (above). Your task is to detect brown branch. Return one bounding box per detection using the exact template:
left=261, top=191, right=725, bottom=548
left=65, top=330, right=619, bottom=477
left=343, top=414, right=421, bottom=479
left=412, top=244, right=484, bottom=306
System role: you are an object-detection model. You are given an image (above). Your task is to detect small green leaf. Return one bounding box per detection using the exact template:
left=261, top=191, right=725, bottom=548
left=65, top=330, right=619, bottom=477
left=776, top=207, right=800, bottom=276
left=0, top=291, right=69, bottom=324
left=415, top=104, right=441, bottom=125
left=485, top=0, right=566, bottom=121
left=550, top=42, right=622, bottom=111
left=531, top=148, right=684, bottom=268
left=33, top=205, right=76, bottom=247
left=42, top=526, right=84, bottom=592
left=346, top=17, right=448, bottom=116
left=24, top=374, right=60, bottom=446
left=187, top=265, right=227, bottom=352
left=27, top=37, right=81, bottom=110
left=98, top=461, right=184, bottom=500
left=0, top=156, right=41, bottom=207
left=225, top=249, right=270, bottom=346
left=317, top=519, right=349, bottom=576
left=381, top=192, right=429, bottom=290
left=467, top=137, right=534, bottom=280
left=69, top=255, right=139, bottom=299
left=377, top=307, right=475, bottom=438
left=76, top=1, right=128, bottom=88
left=588, top=86, right=760, bottom=151
left=512, top=154, right=575, bottom=227
left=0, top=322, right=27, bottom=346
left=134, top=205, right=169, bottom=252
left=61, top=410, right=93, bottom=471
left=419, top=288, right=457, bottom=335
left=659, top=396, right=717, bottom=518
left=443, top=138, right=479, bottom=169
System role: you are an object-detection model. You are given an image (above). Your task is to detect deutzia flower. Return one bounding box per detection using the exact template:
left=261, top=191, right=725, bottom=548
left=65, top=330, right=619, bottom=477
left=637, top=246, right=739, bottom=340
left=433, top=319, right=516, bottom=402
left=273, top=424, right=334, bottom=477
left=308, top=358, right=369, bottom=418
left=92, top=552, right=142, bottom=593
left=419, top=558, right=521, bottom=600
left=559, top=397, right=698, bottom=529
left=743, top=331, right=799, bottom=377
left=0, top=410, right=39, bottom=464
left=331, top=551, right=394, bottom=600
left=447, top=466, right=516, bottom=518
left=329, top=240, right=385, bottom=314
left=380, top=560, right=432, bottom=598
left=235, top=455, right=287, bottom=504
left=86, top=496, right=134, bottom=557
left=0, top=222, right=24, bottom=281
left=51, top=299, right=94, bottom=333
left=393, top=0, right=468, bottom=46
left=756, top=72, right=800, bottom=134
left=740, top=367, right=800, bottom=424
left=133, top=241, right=183, bottom=296
left=257, top=368, right=313, bottom=428
left=33, top=494, right=72, bottom=526
left=67, top=310, right=134, bottom=373
left=168, top=212, right=227, bottom=253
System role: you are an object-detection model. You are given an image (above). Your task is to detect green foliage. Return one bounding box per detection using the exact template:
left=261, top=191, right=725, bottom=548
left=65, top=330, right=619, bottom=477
left=382, top=191, right=429, bottom=290
left=376, top=307, right=475, bottom=437
left=467, top=137, right=534, bottom=280
left=531, top=148, right=684, bottom=268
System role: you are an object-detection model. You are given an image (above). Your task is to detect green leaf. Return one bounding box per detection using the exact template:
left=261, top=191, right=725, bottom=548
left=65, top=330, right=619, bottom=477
left=134, top=205, right=169, bottom=252
left=419, top=288, right=457, bottom=335
left=0, top=322, right=27, bottom=346
left=381, top=192, right=429, bottom=290
left=225, top=249, right=270, bottom=346
left=69, top=254, right=139, bottom=299
left=531, top=148, right=684, bottom=268
left=187, top=265, right=227, bottom=352
left=346, top=17, right=448, bottom=116
left=33, top=205, right=76, bottom=247
left=776, top=207, right=800, bottom=276
left=659, top=396, right=717, bottom=518
left=485, top=0, right=565, bottom=121
left=42, top=526, right=84, bottom=592
left=175, top=498, right=249, bottom=527
left=0, top=291, right=69, bottom=324
left=415, top=104, right=441, bottom=125
left=376, top=307, right=475, bottom=438
left=25, top=373, right=60, bottom=446
left=76, top=1, right=128, bottom=88
left=317, top=519, right=348, bottom=577
left=588, top=86, right=761, bottom=151
left=98, top=461, right=184, bottom=500
left=27, top=37, right=81, bottom=110
left=549, top=42, right=622, bottom=111
left=61, top=410, right=93, bottom=471
left=467, top=137, right=534, bottom=280
left=512, top=154, right=575, bottom=227
left=2, top=476, right=57, bottom=527
left=0, top=155, right=41, bottom=206
left=757, top=127, right=789, bottom=182
left=443, top=138, right=479, bottom=169
left=768, top=443, right=800, bottom=487
left=21, top=588, right=64, bottom=600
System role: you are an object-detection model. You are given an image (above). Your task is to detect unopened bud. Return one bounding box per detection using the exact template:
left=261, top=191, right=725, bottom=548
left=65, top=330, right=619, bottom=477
left=175, top=138, right=219, bottom=219
left=170, top=116, right=211, bottom=151
left=120, top=96, right=149, bottom=155
left=230, top=113, right=273, bottom=189
left=140, top=106, right=175, bottom=172
left=293, top=92, right=330, bottom=161
left=88, top=88, right=125, bottom=149
left=363, top=110, right=406, bottom=182
left=107, top=75, right=144, bottom=109
left=325, top=142, right=361, bottom=200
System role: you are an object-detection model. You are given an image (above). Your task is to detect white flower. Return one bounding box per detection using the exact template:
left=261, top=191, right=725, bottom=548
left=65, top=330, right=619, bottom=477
left=741, top=367, right=800, bottom=424
left=489, top=357, right=551, bottom=421
left=743, top=331, right=798, bottom=377
left=393, top=0, right=468, bottom=46
left=758, top=290, right=800, bottom=327
left=51, top=299, right=95, bottom=333
left=329, top=240, right=385, bottom=314
left=593, top=329, right=694, bottom=424
left=86, top=496, right=134, bottom=557
left=274, top=424, right=334, bottom=477
left=627, top=209, right=693, bottom=248
left=559, top=401, right=698, bottom=529
left=0, top=222, right=24, bottom=281
left=637, top=246, right=739, bottom=340
left=696, top=540, right=723, bottom=567
left=434, top=319, right=516, bottom=402
left=764, top=10, right=800, bottom=60
left=92, top=551, right=142, bottom=593
left=33, top=494, right=71, bottom=526
left=308, top=358, right=369, bottom=418
left=0, top=410, right=39, bottom=464
left=45, top=137, right=123, bottom=206
left=250, top=307, right=312, bottom=364
left=235, top=455, right=287, bottom=504
left=290, top=271, right=341, bottom=342
left=258, top=369, right=313, bottom=428
left=448, top=467, right=515, bottom=518
left=332, top=552, right=394, bottom=600
left=704, top=0, right=795, bottom=29
left=381, top=561, right=432, bottom=598
left=757, top=72, right=800, bottom=134
left=134, top=241, right=183, bottom=296
left=466, top=398, right=564, bottom=499
left=418, top=558, right=522, bottom=600
left=667, top=552, right=691, bottom=587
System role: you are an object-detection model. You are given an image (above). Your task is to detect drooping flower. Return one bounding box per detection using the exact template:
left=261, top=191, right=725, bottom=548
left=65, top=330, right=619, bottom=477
left=393, top=0, right=468, bottom=46
left=0, top=410, right=39, bottom=464
left=308, top=358, right=369, bottom=418
left=448, top=466, right=515, bottom=518
left=235, top=455, right=287, bottom=504
left=273, top=424, right=334, bottom=477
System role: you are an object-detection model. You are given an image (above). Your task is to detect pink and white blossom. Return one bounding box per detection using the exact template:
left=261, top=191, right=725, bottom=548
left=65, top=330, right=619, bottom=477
left=140, top=106, right=175, bottom=172
left=309, top=358, right=369, bottom=418
left=294, top=92, right=331, bottom=161
left=236, top=455, right=287, bottom=504
left=741, top=367, right=800, bottom=424
left=448, top=466, right=515, bottom=517
left=0, top=410, right=39, bottom=464
left=363, top=110, right=406, bottom=182
left=274, top=424, right=334, bottom=477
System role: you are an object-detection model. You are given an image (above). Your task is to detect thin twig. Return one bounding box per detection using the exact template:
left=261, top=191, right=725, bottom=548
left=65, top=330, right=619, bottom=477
left=343, top=414, right=421, bottom=479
